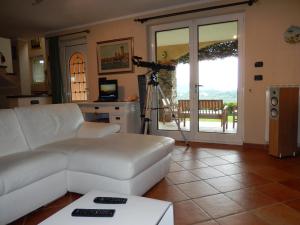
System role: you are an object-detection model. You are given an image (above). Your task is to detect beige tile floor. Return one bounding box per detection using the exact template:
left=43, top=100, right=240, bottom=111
left=9, top=144, right=300, bottom=225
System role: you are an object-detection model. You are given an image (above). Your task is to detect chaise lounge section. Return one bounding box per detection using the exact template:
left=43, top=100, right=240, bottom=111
left=0, top=103, right=174, bottom=224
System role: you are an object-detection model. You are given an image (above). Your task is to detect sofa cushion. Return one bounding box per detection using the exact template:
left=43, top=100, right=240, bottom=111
left=0, top=109, right=29, bottom=157
left=35, top=139, right=82, bottom=155
left=77, top=122, right=120, bottom=138
left=14, top=103, right=84, bottom=149
left=67, top=133, right=174, bottom=180
left=0, top=151, right=68, bottom=195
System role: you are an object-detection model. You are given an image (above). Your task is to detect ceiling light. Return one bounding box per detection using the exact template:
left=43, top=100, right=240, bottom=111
left=233, top=35, right=237, bottom=39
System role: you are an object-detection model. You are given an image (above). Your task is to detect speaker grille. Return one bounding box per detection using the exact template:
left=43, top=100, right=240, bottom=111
left=271, top=97, right=278, bottom=106
left=269, top=88, right=279, bottom=119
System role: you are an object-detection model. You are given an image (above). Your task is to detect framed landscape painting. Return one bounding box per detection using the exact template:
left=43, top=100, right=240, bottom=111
left=97, top=37, right=134, bottom=75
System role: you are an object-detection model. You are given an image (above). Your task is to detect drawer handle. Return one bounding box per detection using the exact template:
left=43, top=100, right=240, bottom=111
left=30, top=100, right=39, bottom=105
left=94, top=106, right=99, bottom=110
left=115, top=107, right=119, bottom=110
left=115, top=117, right=120, bottom=120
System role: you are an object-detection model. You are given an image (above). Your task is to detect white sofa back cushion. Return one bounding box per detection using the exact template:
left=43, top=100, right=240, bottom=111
left=15, top=103, right=84, bottom=149
left=0, top=109, right=29, bottom=157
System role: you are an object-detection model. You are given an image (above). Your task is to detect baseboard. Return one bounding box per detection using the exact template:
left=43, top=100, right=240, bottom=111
left=175, top=140, right=272, bottom=151
left=175, top=140, right=300, bottom=153
left=242, top=143, right=268, bottom=151
left=175, top=140, right=243, bottom=150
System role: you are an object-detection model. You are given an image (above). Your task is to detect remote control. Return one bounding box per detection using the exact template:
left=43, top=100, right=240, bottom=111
left=94, top=197, right=127, bottom=204
left=71, top=208, right=115, bottom=217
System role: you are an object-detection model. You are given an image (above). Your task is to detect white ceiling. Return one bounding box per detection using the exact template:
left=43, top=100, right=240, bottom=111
left=0, top=0, right=216, bottom=38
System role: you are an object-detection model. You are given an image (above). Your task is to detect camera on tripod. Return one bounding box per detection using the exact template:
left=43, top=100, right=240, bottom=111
left=132, top=56, right=175, bottom=71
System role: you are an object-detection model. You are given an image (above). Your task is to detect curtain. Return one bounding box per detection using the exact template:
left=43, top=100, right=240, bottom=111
left=48, top=37, right=64, bottom=104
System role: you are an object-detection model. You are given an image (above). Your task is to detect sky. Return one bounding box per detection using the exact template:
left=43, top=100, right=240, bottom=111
left=176, top=56, right=238, bottom=96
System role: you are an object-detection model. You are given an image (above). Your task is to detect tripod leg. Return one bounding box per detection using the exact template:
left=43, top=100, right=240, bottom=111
left=143, top=85, right=153, bottom=134
left=157, top=85, right=189, bottom=145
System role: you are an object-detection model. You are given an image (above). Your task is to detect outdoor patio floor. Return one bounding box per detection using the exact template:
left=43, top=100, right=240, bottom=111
left=159, top=120, right=237, bottom=134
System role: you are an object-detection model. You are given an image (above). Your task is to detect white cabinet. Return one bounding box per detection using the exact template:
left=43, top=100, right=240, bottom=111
left=78, top=101, right=141, bottom=134
left=7, top=95, right=52, bottom=108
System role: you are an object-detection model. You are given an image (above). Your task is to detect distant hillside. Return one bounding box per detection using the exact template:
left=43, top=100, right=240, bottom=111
left=177, top=88, right=237, bottom=103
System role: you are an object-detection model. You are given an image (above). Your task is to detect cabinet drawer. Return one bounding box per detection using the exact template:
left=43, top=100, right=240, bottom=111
left=109, top=106, right=126, bottom=114
left=8, top=97, right=52, bottom=108
left=89, top=106, right=126, bottom=114
left=110, top=115, right=125, bottom=123
left=80, top=107, right=95, bottom=113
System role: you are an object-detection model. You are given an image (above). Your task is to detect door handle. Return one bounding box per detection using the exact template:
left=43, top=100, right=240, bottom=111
left=195, top=84, right=203, bottom=93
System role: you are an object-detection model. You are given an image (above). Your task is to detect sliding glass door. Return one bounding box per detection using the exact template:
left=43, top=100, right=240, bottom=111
left=150, top=14, right=244, bottom=144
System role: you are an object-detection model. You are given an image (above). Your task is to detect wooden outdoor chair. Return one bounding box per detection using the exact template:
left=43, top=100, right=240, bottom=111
left=232, top=105, right=238, bottom=128
left=177, top=100, right=190, bottom=127
left=177, top=99, right=228, bottom=132
left=198, top=99, right=228, bottom=132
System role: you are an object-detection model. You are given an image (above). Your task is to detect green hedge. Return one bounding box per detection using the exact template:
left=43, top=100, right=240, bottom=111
left=224, top=102, right=237, bottom=115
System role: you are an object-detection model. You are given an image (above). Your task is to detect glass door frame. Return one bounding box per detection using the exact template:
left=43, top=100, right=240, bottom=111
left=59, top=36, right=89, bottom=103
left=149, top=13, right=245, bottom=145
left=149, top=20, right=194, bottom=142
left=193, top=13, right=245, bottom=145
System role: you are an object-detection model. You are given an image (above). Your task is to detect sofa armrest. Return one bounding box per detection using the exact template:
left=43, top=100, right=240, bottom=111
left=77, top=122, right=120, bottom=138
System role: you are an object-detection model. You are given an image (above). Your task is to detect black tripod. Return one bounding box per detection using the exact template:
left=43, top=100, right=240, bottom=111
left=141, top=68, right=188, bottom=144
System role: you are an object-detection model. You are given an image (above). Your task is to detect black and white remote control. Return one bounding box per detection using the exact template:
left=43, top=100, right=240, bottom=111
left=94, top=197, right=127, bottom=204
left=71, top=208, right=115, bottom=217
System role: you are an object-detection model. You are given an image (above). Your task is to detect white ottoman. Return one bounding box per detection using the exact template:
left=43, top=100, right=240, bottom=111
left=66, top=133, right=174, bottom=195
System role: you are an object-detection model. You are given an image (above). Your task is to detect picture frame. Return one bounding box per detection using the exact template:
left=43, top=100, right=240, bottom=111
left=97, top=37, right=134, bottom=75
left=30, top=38, right=41, bottom=49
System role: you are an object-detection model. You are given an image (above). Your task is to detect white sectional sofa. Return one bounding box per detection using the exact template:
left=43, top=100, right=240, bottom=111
left=0, top=103, right=174, bottom=224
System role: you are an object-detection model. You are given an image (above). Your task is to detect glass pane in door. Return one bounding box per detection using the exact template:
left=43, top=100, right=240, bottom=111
left=198, top=21, right=238, bottom=133
left=69, top=52, right=88, bottom=101
left=156, top=28, right=190, bottom=131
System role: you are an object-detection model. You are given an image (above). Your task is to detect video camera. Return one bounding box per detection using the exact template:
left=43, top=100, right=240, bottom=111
left=132, top=56, right=175, bottom=71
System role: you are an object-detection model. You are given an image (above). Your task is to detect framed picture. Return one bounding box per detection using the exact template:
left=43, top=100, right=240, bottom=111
left=97, top=37, right=134, bottom=75
left=30, top=38, right=41, bottom=49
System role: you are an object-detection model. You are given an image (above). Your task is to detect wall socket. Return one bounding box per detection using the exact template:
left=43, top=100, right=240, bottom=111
left=254, top=75, right=263, bottom=81
left=255, top=61, right=264, bottom=67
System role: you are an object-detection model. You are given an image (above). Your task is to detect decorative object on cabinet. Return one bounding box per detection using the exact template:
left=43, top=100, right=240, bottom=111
left=284, top=26, right=300, bottom=44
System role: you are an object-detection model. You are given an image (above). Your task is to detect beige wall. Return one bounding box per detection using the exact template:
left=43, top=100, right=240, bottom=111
left=86, top=19, right=148, bottom=101
left=244, top=0, right=300, bottom=144
left=76, top=0, right=300, bottom=144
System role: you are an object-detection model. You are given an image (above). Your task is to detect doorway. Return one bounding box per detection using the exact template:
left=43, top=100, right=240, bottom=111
left=150, top=14, right=244, bottom=144
left=60, top=37, right=88, bottom=102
